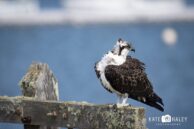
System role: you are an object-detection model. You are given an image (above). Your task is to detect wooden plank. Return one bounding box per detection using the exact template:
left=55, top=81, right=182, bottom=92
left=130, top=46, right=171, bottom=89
left=19, top=63, right=59, bottom=129
left=0, top=96, right=146, bottom=129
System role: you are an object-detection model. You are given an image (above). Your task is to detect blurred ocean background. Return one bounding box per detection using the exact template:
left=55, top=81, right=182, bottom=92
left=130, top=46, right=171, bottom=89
left=0, top=0, right=194, bottom=129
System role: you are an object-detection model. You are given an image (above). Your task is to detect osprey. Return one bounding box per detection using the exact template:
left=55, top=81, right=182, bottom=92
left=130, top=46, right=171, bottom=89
left=95, top=38, right=164, bottom=112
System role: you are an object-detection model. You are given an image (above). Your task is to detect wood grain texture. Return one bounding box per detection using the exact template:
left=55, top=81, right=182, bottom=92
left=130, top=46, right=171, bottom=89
left=0, top=96, right=146, bottom=129
left=19, top=63, right=59, bottom=129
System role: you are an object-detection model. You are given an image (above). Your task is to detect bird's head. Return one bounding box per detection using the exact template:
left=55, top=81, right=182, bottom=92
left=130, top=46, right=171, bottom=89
left=111, top=38, right=135, bottom=57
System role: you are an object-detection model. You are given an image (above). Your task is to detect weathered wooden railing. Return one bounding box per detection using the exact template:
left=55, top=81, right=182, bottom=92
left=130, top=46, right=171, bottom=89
left=0, top=63, right=146, bottom=129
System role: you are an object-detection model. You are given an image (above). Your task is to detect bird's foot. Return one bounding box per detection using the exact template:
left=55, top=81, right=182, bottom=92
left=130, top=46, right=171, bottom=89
left=116, top=103, right=129, bottom=108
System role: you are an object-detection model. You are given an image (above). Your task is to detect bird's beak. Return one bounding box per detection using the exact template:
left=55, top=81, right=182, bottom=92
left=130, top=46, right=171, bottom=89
left=131, top=48, right=135, bottom=52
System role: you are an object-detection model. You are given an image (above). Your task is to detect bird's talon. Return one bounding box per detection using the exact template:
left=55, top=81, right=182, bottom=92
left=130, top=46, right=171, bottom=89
left=116, top=103, right=129, bottom=108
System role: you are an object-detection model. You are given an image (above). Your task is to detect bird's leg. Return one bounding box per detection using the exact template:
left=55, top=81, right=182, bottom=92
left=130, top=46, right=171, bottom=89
left=117, top=95, right=122, bottom=105
left=121, top=94, right=129, bottom=106
left=116, top=94, right=129, bottom=108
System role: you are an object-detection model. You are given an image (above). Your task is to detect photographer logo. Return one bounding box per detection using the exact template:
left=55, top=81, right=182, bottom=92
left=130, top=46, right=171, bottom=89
left=161, top=114, right=171, bottom=123
left=148, top=114, right=187, bottom=126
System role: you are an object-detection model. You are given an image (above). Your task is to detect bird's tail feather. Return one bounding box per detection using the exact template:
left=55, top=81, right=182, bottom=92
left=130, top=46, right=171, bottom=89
left=152, top=93, right=164, bottom=106
left=138, top=93, right=164, bottom=112
left=144, top=80, right=164, bottom=110
left=144, top=99, right=164, bottom=112
left=146, top=94, right=164, bottom=112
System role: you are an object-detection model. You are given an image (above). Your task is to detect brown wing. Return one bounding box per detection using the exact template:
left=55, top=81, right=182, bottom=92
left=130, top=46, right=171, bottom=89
left=105, top=56, right=164, bottom=111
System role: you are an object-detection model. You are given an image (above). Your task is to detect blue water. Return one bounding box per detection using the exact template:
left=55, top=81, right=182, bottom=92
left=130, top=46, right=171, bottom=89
left=0, top=23, right=194, bottom=129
